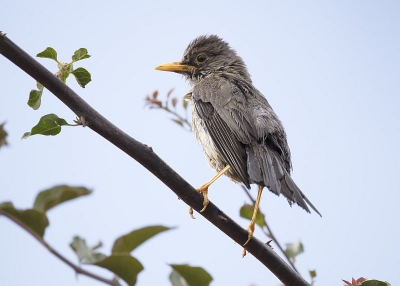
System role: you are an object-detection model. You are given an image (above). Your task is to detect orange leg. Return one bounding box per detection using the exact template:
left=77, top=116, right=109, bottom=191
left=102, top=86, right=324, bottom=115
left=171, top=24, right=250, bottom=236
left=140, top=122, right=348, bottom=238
left=189, top=165, right=231, bottom=218
left=242, top=185, right=264, bottom=257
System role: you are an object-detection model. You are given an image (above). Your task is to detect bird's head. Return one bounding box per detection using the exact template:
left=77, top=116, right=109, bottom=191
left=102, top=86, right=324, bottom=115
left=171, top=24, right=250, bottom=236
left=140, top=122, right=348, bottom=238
left=156, top=35, right=251, bottom=85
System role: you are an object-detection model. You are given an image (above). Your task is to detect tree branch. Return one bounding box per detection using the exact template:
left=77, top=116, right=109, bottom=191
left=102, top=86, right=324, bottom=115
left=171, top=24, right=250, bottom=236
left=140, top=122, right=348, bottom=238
left=0, top=210, right=120, bottom=286
left=0, top=32, right=310, bottom=286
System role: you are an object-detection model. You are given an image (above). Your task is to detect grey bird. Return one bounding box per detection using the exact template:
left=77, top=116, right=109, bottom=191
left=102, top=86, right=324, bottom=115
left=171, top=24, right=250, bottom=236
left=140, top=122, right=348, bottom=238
left=156, top=35, right=321, bottom=255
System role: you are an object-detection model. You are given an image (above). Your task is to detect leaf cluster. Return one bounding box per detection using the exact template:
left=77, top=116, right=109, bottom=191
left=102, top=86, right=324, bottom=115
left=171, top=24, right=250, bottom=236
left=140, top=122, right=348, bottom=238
left=28, top=47, right=91, bottom=110
left=23, top=47, right=92, bottom=138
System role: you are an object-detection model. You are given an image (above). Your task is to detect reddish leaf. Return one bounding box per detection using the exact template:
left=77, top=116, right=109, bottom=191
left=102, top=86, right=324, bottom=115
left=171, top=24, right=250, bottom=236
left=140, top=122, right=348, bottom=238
left=342, top=277, right=368, bottom=286
left=171, top=97, right=178, bottom=107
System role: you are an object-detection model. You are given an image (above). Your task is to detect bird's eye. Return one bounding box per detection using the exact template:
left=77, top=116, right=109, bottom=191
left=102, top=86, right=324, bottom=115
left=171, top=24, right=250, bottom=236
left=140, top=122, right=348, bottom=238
left=196, top=53, right=207, bottom=64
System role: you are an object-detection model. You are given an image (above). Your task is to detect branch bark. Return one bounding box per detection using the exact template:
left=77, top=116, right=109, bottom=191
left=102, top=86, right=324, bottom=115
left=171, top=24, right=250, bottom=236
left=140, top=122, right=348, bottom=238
left=0, top=32, right=310, bottom=286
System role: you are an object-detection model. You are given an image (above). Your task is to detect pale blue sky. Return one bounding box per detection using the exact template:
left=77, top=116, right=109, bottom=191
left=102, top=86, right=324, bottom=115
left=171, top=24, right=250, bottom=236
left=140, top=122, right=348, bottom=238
left=1, top=1, right=399, bottom=285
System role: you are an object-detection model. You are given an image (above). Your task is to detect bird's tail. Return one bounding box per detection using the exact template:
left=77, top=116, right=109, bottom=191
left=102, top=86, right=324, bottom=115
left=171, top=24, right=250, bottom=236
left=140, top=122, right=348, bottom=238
left=247, top=144, right=321, bottom=216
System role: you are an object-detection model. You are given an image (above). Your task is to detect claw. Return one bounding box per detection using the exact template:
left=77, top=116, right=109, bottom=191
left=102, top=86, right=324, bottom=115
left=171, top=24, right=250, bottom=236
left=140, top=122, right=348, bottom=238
left=242, top=225, right=254, bottom=257
left=243, top=224, right=254, bottom=246
left=199, top=187, right=209, bottom=212
left=189, top=207, right=196, bottom=219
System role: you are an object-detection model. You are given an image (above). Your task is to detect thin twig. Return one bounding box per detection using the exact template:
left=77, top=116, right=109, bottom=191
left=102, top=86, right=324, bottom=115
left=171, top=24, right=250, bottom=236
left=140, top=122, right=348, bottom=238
left=162, top=105, right=192, bottom=131
left=144, top=95, right=192, bottom=131
left=0, top=210, right=120, bottom=286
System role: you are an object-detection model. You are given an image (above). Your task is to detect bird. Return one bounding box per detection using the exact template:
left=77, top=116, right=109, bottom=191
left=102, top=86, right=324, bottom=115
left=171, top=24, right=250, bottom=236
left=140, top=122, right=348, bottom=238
left=156, top=35, right=321, bottom=256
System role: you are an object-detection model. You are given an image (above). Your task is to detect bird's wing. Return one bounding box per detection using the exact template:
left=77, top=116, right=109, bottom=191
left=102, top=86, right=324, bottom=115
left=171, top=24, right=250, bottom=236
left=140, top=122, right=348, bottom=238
left=193, top=79, right=251, bottom=188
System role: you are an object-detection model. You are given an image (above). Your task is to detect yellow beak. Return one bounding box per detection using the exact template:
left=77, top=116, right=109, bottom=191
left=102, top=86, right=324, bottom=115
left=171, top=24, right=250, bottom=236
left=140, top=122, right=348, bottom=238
left=155, top=62, right=195, bottom=73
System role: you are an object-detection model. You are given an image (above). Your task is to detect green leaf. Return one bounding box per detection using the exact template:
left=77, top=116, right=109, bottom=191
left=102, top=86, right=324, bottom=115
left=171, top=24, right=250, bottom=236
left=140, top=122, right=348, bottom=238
left=183, top=98, right=189, bottom=109
left=285, top=240, right=304, bottom=260
left=22, top=113, right=73, bottom=139
left=239, top=204, right=265, bottom=228
left=27, top=82, right=44, bottom=110
left=112, top=225, right=172, bottom=254
left=37, top=47, right=58, bottom=62
left=0, top=122, right=8, bottom=148
left=56, top=62, right=73, bottom=83
left=70, top=237, right=144, bottom=285
left=362, top=280, right=391, bottom=286
left=309, top=269, right=317, bottom=279
left=93, top=254, right=143, bottom=286
left=21, top=132, right=31, bottom=139
left=33, top=185, right=92, bottom=213
left=70, top=236, right=106, bottom=263
left=170, top=269, right=189, bottom=286
left=58, top=70, right=70, bottom=83
left=28, top=90, right=42, bottom=110
left=71, top=67, right=91, bottom=88
left=169, top=264, right=212, bottom=286
left=0, top=202, right=49, bottom=237
left=171, top=119, right=183, bottom=127
left=72, top=48, right=91, bottom=62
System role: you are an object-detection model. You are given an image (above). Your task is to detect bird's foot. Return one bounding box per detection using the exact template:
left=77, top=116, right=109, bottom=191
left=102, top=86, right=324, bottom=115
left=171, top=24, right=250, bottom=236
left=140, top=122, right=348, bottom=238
left=189, top=165, right=230, bottom=216
left=242, top=222, right=255, bottom=257
left=187, top=185, right=209, bottom=218
left=189, top=207, right=196, bottom=219
left=198, top=186, right=209, bottom=213
left=244, top=222, right=255, bottom=246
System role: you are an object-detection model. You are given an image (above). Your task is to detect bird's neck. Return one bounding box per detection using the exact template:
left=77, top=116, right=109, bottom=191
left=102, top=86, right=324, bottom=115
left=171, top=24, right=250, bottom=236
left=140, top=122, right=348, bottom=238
left=187, top=68, right=252, bottom=88
left=225, top=62, right=252, bottom=84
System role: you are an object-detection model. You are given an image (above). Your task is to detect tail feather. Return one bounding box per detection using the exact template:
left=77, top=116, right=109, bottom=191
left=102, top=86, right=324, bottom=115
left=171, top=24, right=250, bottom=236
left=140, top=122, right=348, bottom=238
left=247, top=144, right=321, bottom=216
left=247, top=144, right=280, bottom=195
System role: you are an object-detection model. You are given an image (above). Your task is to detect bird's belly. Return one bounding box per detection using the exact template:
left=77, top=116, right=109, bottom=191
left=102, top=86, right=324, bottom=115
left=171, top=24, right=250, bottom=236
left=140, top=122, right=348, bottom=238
left=192, top=108, right=242, bottom=183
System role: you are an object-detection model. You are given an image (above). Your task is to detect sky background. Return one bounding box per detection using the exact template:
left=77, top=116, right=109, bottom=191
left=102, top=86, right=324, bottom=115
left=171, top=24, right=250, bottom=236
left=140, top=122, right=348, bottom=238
left=1, top=1, right=399, bottom=285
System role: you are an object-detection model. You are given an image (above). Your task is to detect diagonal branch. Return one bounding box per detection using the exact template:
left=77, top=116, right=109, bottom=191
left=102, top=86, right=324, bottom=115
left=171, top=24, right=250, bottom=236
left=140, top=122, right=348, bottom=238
left=0, top=32, right=310, bottom=286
